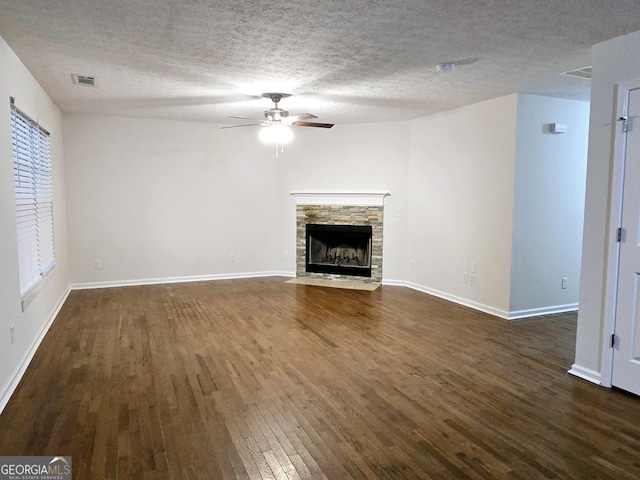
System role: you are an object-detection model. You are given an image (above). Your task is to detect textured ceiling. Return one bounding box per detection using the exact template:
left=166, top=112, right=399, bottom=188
left=1, top=0, right=640, bottom=125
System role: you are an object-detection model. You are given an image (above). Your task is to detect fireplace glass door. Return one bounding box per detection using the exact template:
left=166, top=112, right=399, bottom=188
left=305, top=224, right=372, bottom=277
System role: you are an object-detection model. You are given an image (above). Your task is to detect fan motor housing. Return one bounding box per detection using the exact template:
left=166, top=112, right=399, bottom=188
left=264, top=108, right=288, bottom=122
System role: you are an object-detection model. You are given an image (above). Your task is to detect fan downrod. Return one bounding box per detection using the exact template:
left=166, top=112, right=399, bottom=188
left=262, top=92, right=291, bottom=107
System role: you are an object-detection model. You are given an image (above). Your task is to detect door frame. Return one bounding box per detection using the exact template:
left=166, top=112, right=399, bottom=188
left=601, top=79, right=640, bottom=387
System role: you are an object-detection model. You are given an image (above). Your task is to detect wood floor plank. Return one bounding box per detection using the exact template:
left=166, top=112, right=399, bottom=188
left=2, top=278, right=640, bottom=479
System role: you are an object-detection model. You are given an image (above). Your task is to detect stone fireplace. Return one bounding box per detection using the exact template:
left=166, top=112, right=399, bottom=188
left=292, top=192, right=389, bottom=284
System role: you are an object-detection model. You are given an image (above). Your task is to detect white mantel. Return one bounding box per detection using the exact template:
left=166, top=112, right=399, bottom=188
left=291, top=192, right=390, bottom=207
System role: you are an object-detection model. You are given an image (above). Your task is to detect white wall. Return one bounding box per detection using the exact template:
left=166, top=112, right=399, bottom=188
left=574, top=30, right=640, bottom=379
left=64, top=115, right=280, bottom=285
left=510, top=95, right=589, bottom=314
left=406, top=95, right=519, bottom=316
left=273, top=122, right=410, bottom=280
left=0, top=36, right=69, bottom=410
left=405, top=94, right=588, bottom=318
left=64, top=116, right=410, bottom=285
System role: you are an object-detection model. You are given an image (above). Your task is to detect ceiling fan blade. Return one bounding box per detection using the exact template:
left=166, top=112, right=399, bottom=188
left=220, top=123, right=265, bottom=129
left=292, top=121, right=334, bottom=129
left=285, top=113, right=318, bottom=123
left=229, top=115, right=263, bottom=121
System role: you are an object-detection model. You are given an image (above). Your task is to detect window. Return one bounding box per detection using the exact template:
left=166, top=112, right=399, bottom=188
left=10, top=99, right=55, bottom=297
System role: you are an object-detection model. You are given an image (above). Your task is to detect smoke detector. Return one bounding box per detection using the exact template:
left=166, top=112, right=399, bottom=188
left=437, top=63, right=455, bottom=73
left=71, top=74, right=97, bottom=86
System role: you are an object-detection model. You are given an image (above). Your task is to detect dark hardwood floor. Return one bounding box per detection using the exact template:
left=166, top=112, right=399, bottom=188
left=1, top=277, right=639, bottom=479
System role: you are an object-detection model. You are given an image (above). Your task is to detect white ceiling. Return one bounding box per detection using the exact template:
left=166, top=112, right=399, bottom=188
left=1, top=1, right=640, bottom=126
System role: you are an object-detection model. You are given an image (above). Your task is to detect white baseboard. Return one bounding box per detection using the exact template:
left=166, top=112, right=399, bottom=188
left=383, top=279, right=510, bottom=319
left=71, top=274, right=578, bottom=321
left=69, top=271, right=293, bottom=290
left=382, top=279, right=578, bottom=320
left=508, top=303, right=579, bottom=320
left=275, top=271, right=296, bottom=278
left=0, top=288, right=71, bottom=414
left=568, top=364, right=602, bottom=385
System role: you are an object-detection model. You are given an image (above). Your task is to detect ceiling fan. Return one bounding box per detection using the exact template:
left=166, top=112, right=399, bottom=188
left=222, top=93, right=333, bottom=156
left=222, top=93, right=334, bottom=131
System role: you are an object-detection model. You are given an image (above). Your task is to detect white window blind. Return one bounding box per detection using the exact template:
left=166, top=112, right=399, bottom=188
left=11, top=100, right=55, bottom=296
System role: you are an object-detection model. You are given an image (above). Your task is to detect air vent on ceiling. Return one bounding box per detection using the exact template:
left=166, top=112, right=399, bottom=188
left=562, top=66, right=592, bottom=80
left=71, top=74, right=97, bottom=86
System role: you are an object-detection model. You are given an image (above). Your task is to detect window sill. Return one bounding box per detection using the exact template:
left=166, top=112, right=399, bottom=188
left=21, top=264, right=57, bottom=312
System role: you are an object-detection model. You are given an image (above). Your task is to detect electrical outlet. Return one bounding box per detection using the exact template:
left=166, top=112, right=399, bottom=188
left=470, top=261, right=476, bottom=273
left=10, top=324, right=15, bottom=344
left=395, top=208, right=401, bottom=217
left=283, top=251, right=288, bottom=260
left=94, top=259, right=102, bottom=269
left=469, top=274, right=476, bottom=285
left=229, top=253, right=236, bottom=262
left=562, top=277, right=568, bottom=289
left=462, top=272, right=468, bottom=283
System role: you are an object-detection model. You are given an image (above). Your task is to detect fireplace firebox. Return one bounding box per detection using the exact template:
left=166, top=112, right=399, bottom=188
left=305, top=224, right=372, bottom=277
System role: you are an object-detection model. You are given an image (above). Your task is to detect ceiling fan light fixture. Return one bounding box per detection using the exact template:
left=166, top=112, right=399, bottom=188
left=222, top=92, right=332, bottom=156
left=259, top=123, right=294, bottom=145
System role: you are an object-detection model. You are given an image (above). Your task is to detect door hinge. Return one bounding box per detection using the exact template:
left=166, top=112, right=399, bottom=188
left=610, top=333, right=616, bottom=348
left=619, top=116, right=629, bottom=133
left=617, top=227, right=623, bottom=242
